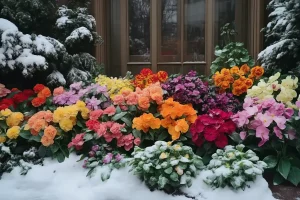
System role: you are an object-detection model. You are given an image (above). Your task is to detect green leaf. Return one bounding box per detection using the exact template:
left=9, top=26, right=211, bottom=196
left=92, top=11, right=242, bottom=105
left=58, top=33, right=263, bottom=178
left=84, top=133, right=94, bottom=142
left=76, top=120, right=84, bottom=128
left=248, top=59, right=255, bottom=67
left=19, top=131, right=32, bottom=139
left=128, top=105, right=137, bottom=112
left=111, top=112, right=127, bottom=121
left=38, top=145, right=47, bottom=157
left=277, top=158, right=291, bottom=179
left=263, top=155, right=278, bottom=169
left=273, top=172, right=285, bottom=185
left=60, top=145, right=69, bottom=158
left=50, top=143, right=59, bottom=153
left=228, top=61, right=236, bottom=67
left=158, top=131, right=169, bottom=141
left=229, top=132, right=242, bottom=143
left=30, top=135, right=41, bottom=142
left=115, top=106, right=122, bottom=114
left=287, top=167, right=300, bottom=186
left=55, top=151, right=65, bottom=163
left=236, top=42, right=244, bottom=47
left=132, top=129, right=141, bottom=138
left=240, top=55, right=249, bottom=62
left=164, top=167, right=173, bottom=174
left=121, top=116, right=132, bottom=127
left=170, top=172, right=179, bottom=181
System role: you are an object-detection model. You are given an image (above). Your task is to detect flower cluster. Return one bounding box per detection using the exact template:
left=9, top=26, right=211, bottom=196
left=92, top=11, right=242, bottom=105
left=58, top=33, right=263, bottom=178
left=0, top=84, right=10, bottom=98
left=203, top=145, right=267, bottom=190
left=132, top=113, right=161, bottom=133
left=132, top=68, right=168, bottom=89
left=191, top=109, right=236, bottom=148
left=247, top=73, right=298, bottom=108
left=95, top=74, right=134, bottom=99
left=53, top=101, right=89, bottom=132
left=213, top=65, right=264, bottom=96
left=113, top=82, right=164, bottom=111
left=232, top=97, right=295, bottom=146
left=54, top=82, right=110, bottom=110
left=130, top=141, right=204, bottom=191
left=31, top=84, right=52, bottom=107
left=160, top=98, right=197, bottom=140
left=0, top=109, right=24, bottom=142
left=162, top=71, right=240, bottom=113
left=68, top=133, right=85, bottom=150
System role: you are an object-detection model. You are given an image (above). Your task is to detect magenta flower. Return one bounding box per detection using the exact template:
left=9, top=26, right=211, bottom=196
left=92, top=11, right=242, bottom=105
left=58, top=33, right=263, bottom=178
left=68, top=133, right=85, bottom=150
left=273, top=126, right=283, bottom=139
left=256, top=126, right=270, bottom=147
left=115, top=154, right=123, bottom=162
left=240, top=131, right=247, bottom=140
left=256, top=113, right=273, bottom=127
left=103, top=153, right=113, bottom=164
left=86, top=96, right=101, bottom=110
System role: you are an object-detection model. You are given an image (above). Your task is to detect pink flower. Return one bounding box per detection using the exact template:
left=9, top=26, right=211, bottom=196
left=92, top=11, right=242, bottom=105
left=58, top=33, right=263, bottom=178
left=103, top=153, right=113, bottom=164
left=284, top=108, right=294, bottom=119
left=103, top=106, right=116, bottom=116
left=120, top=105, right=128, bottom=111
left=0, top=84, right=11, bottom=97
left=110, top=123, right=125, bottom=136
left=240, top=131, right=247, bottom=140
left=134, top=137, right=141, bottom=146
left=89, top=109, right=103, bottom=120
left=248, top=119, right=262, bottom=130
left=96, top=123, right=107, bottom=137
left=256, top=126, right=269, bottom=147
left=53, top=86, right=64, bottom=96
left=245, top=106, right=258, bottom=116
left=256, top=113, right=273, bottom=127
left=104, top=121, right=114, bottom=128
left=243, top=97, right=254, bottom=109
left=126, top=92, right=139, bottom=105
left=68, top=133, right=85, bottom=150
left=273, top=126, right=283, bottom=139
left=273, top=116, right=287, bottom=130
left=261, top=98, right=276, bottom=108
left=115, top=154, right=123, bottom=162
left=117, top=134, right=134, bottom=151
left=86, top=120, right=101, bottom=131
left=232, top=111, right=250, bottom=127
left=113, top=95, right=125, bottom=105
left=288, top=129, right=296, bottom=140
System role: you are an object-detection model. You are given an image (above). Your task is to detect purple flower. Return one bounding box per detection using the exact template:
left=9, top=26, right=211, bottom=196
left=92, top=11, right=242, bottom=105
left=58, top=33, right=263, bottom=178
left=89, top=151, right=95, bottom=157
left=115, top=154, right=123, bottom=162
left=103, top=153, right=113, bottom=164
left=70, top=81, right=83, bottom=91
left=53, top=91, right=80, bottom=105
left=86, top=96, right=101, bottom=110
left=92, top=145, right=100, bottom=152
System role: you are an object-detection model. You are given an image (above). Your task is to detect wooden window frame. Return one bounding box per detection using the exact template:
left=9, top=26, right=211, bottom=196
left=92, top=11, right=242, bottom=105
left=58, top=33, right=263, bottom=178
left=93, top=0, right=267, bottom=76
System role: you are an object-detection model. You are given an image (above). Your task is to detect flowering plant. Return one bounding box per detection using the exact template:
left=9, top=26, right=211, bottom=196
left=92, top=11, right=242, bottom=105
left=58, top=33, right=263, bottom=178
left=247, top=72, right=298, bottom=108
left=213, top=65, right=264, bottom=96
left=83, top=144, right=126, bottom=181
left=0, top=109, right=24, bottom=143
left=130, top=141, right=204, bottom=192
left=203, top=145, right=267, bottom=190
left=95, top=74, right=134, bottom=99
left=162, top=71, right=240, bottom=114
left=31, top=84, right=52, bottom=108
left=53, top=81, right=111, bottom=110
left=191, top=109, right=236, bottom=149
left=0, top=84, right=10, bottom=98
left=132, top=68, right=168, bottom=89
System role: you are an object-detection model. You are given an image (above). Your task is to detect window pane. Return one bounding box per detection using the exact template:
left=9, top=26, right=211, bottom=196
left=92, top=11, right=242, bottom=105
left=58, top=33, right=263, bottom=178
left=184, top=0, right=205, bottom=62
left=160, top=0, right=180, bottom=62
left=129, top=0, right=151, bottom=62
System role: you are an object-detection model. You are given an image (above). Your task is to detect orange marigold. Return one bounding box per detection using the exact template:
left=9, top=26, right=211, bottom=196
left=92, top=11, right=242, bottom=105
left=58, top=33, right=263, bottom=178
left=220, top=68, right=231, bottom=76
left=132, top=113, right=161, bottom=133
left=240, top=64, right=250, bottom=74
left=250, top=66, right=264, bottom=79
left=230, top=66, right=240, bottom=74
left=245, top=78, right=254, bottom=88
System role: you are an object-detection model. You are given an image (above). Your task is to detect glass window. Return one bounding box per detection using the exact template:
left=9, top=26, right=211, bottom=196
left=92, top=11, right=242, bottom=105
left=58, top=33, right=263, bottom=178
left=159, top=0, right=180, bottom=62
left=129, top=0, right=151, bottom=62
left=184, top=0, right=205, bottom=62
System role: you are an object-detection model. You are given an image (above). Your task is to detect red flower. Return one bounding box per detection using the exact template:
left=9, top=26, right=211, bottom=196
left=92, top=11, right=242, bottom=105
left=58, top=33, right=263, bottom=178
left=22, top=89, right=35, bottom=97
left=209, top=109, right=232, bottom=120
left=219, top=120, right=236, bottom=134
left=140, top=68, right=153, bottom=76
left=203, top=126, right=219, bottom=142
left=33, top=84, right=45, bottom=93
left=192, top=132, right=205, bottom=147
left=0, top=98, right=15, bottom=110
left=13, top=93, right=28, bottom=104
left=86, top=120, right=101, bottom=131
left=31, top=97, right=46, bottom=107
left=215, top=133, right=228, bottom=148
left=157, top=71, right=168, bottom=82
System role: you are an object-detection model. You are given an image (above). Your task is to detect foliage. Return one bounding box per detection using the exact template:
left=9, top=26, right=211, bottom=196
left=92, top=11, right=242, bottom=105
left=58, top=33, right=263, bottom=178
left=203, top=145, right=267, bottom=189
left=129, top=141, right=204, bottom=192
left=259, top=0, right=300, bottom=76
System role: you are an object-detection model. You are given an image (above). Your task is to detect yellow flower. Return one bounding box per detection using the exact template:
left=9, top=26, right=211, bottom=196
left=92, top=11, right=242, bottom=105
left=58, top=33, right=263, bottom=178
left=76, top=100, right=86, bottom=109
left=159, top=152, right=168, bottom=159
left=59, top=118, right=74, bottom=132
left=6, top=112, right=24, bottom=127
left=175, top=166, right=184, bottom=176
left=0, top=136, right=6, bottom=143
left=6, top=126, right=20, bottom=139
left=281, top=76, right=298, bottom=90
left=1, top=109, right=12, bottom=117
left=268, top=72, right=280, bottom=83
left=81, top=107, right=90, bottom=119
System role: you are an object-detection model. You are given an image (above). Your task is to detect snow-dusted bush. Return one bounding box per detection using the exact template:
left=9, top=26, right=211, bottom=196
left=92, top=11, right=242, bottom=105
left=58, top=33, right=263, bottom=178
left=130, top=141, right=204, bottom=192
left=203, top=145, right=267, bottom=190
left=259, top=0, right=300, bottom=76
left=0, top=144, right=43, bottom=178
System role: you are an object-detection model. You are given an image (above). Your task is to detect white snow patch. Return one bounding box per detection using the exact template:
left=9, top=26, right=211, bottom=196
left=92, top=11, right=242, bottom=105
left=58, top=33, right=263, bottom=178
left=65, top=27, right=93, bottom=42
left=56, top=16, right=71, bottom=28
left=0, top=154, right=276, bottom=200
left=258, top=39, right=291, bottom=60
left=0, top=18, right=18, bottom=33
left=47, top=70, right=66, bottom=86
left=33, top=35, right=56, bottom=54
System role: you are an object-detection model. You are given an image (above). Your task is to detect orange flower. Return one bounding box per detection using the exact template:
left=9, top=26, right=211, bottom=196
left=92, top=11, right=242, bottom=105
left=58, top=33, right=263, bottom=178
left=168, top=126, right=180, bottom=141
left=41, top=135, right=54, bottom=147
left=32, top=97, right=46, bottom=107
left=250, top=66, right=264, bottom=78
left=53, top=86, right=64, bottom=96
left=38, top=87, right=51, bottom=98
left=33, top=84, right=45, bottom=93
left=157, top=71, right=168, bottom=82
left=221, top=81, right=230, bottom=90
left=149, top=84, right=164, bottom=104
left=230, top=66, right=240, bottom=74
left=31, top=119, right=47, bottom=133
left=138, top=96, right=150, bottom=110
left=220, top=68, right=231, bottom=76
left=245, top=78, right=253, bottom=88
left=161, top=117, right=175, bottom=128
left=240, top=64, right=250, bottom=74
left=132, top=113, right=161, bottom=133
left=213, top=74, right=224, bottom=86
left=44, top=125, right=57, bottom=139
left=174, top=119, right=189, bottom=134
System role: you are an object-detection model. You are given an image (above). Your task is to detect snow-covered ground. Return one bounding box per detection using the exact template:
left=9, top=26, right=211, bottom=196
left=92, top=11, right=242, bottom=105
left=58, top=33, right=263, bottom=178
left=0, top=154, right=275, bottom=200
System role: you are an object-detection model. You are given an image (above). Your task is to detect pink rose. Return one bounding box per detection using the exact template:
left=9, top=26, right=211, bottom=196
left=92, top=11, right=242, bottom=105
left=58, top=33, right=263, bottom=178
left=89, top=109, right=103, bottom=120
left=103, top=106, right=116, bottom=116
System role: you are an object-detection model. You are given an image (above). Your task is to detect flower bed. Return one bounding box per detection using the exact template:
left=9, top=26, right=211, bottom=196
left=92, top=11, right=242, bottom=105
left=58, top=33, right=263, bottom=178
left=0, top=67, right=299, bottom=199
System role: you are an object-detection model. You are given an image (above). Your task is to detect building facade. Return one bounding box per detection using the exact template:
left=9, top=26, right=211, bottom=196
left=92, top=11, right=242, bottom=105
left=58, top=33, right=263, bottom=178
left=91, top=0, right=270, bottom=76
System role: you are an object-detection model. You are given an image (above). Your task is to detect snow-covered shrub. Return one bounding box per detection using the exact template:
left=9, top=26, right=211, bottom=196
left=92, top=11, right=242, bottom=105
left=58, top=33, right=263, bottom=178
left=203, top=145, right=267, bottom=190
left=129, top=141, right=204, bottom=192
left=259, top=0, right=300, bottom=76
left=0, top=144, right=43, bottom=178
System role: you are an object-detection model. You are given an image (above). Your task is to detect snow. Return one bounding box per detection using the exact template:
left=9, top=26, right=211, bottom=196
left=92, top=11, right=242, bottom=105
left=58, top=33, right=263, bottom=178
left=0, top=18, right=18, bottom=33
left=258, top=39, right=291, bottom=61
left=56, top=16, right=71, bottom=28
left=269, top=7, right=285, bottom=17
left=47, top=70, right=67, bottom=86
left=0, top=154, right=276, bottom=200
left=33, top=35, right=57, bottom=54
left=65, top=27, right=93, bottom=43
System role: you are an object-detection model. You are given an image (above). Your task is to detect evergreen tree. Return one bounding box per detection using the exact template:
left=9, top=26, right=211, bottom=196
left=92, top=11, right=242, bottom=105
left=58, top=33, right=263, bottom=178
left=259, top=0, right=300, bottom=76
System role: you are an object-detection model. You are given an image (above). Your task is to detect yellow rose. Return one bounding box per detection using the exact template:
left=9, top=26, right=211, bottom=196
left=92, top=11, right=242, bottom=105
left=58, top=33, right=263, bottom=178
left=1, top=109, right=12, bottom=117
left=6, top=126, right=20, bottom=139
left=0, top=136, right=6, bottom=143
